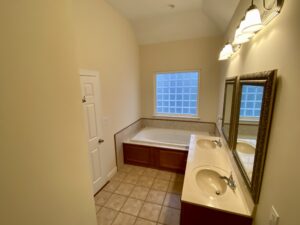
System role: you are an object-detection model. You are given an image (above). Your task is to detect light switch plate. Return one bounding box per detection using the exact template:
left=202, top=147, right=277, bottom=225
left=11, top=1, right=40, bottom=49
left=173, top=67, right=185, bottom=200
left=269, top=206, right=280, bottom=225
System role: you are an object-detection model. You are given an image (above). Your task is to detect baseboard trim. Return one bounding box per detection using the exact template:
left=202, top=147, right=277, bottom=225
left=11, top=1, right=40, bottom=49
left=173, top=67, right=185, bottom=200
left=107, top=166, right=117, bottom=180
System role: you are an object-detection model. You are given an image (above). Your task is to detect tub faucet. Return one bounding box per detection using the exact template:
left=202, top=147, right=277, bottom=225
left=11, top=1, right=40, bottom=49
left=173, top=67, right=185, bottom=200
left=220, top=172, right=236, bottom=191
left=212, top=139, right=222, bottom=147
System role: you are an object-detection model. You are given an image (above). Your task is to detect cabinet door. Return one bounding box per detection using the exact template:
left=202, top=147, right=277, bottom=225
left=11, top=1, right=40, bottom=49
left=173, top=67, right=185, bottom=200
left=123, top=144, right=153, bottom=167
left=157, top=149, right=187, bottom=173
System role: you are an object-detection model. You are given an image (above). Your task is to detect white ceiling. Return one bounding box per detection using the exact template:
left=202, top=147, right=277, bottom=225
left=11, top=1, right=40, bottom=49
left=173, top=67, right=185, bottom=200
left=106, top=0, right=240, bottom=45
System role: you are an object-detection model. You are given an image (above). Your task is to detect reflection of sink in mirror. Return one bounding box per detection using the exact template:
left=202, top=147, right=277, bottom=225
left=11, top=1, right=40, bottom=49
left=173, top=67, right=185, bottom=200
left=194, top=167, right=228, bottom=197
left=236, top=142, right=255, bottom=154
left=236, top=142, right=255, bottom=180
left=197, top=139, right=217, bottom=149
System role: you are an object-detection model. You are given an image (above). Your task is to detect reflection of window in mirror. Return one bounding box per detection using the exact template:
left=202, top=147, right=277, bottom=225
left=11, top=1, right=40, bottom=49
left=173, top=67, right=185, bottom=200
left=240, top=85, right=263, bottom=121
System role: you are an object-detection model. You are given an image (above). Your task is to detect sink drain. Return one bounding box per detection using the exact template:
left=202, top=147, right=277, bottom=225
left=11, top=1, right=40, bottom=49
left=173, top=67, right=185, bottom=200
left=215, top=191, right=221, bottom=195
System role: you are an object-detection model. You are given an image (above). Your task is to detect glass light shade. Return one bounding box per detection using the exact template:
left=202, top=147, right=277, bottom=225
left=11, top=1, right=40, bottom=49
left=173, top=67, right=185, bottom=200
left=242, top=6, right=264, bottom=33
left=233, top=23, right=254, bottom=45
left=218, top=43, right=234, bottom=61
left=218, top=53, right=229, bottom=61
left=223, top=44, right=234, bottom=56
left=233, top=36, right=250, bottom=45
left=237, top=20, right=255, bottom=39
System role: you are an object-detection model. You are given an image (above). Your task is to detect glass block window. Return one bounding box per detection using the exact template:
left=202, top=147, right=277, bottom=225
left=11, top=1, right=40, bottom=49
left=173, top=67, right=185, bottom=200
left=240, top=85, right=263, bottom=118
left=155, top=71, right=199, bottom=117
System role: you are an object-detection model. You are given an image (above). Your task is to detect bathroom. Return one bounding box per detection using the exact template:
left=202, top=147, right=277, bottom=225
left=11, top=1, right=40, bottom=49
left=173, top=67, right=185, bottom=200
left=0, top=0, right=299, bottom=225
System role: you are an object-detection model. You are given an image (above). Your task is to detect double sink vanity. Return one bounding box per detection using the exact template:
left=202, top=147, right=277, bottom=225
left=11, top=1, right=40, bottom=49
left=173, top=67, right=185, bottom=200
left=180, top=134, right=252, bottom=225
left=180, top=69, right=277, bottom=225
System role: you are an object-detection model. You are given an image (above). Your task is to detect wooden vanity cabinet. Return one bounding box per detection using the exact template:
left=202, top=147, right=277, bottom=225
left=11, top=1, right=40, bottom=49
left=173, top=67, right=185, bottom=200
left=123, top=143, right=187, bottom=173
left=181, top=202, right=252, bottom=225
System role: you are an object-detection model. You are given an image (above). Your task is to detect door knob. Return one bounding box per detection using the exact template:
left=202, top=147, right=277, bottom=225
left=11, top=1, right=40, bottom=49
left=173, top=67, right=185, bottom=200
left=82, top=96, right=86, bottom=103
left=98, top=139, right=104, bottom=144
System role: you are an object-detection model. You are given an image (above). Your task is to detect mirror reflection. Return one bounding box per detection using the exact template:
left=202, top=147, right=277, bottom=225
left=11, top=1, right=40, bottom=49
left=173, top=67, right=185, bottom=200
left=223, top=83, right=234, bottom=141
left=236, top=84, right=264, bottom=182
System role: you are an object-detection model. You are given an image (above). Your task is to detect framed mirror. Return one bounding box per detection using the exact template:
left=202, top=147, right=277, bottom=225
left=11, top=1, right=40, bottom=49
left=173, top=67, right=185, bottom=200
left=221, top=77, right=237, bottom=148
left=232, top=70, right=277, bottom=203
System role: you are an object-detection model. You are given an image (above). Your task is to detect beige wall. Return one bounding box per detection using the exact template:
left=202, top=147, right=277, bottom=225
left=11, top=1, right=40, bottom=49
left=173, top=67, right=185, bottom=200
left=0, top=1, right=97, bottom=225
left=140, top=38, right=222, bottom=122
left=72, top=0, right=141, bottom=173
left=218, top=0, right=300, bottom=224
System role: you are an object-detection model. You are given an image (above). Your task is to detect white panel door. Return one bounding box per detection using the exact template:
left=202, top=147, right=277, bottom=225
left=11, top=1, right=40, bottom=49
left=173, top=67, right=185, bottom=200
left=80, top=74, right=106, bottom=194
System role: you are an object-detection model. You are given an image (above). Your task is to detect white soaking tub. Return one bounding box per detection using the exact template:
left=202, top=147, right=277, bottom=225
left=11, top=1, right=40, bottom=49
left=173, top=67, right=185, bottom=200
left=128, top=127, right=209, bottom=150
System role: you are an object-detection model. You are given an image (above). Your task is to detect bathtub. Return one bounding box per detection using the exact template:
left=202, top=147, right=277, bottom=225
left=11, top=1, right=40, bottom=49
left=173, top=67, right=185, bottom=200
left=128, top=127, right=209, bottom=151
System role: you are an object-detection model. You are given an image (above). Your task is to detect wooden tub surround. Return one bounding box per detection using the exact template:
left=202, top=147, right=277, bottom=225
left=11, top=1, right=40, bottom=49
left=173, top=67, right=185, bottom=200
left=123, top=143, right=187, bottom=173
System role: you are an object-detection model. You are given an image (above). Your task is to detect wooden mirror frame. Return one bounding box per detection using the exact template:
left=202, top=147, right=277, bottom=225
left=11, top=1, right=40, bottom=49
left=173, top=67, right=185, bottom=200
left=232, top=70, right=277, bottom=203
left=221, top=77, right=238, bottom=149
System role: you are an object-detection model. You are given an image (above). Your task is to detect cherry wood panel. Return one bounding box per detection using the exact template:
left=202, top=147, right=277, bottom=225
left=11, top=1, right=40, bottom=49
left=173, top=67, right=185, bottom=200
left=157, top=149, right=187, bottom=173
left=181, top=202, right=252, bottom=225
left=123, top=143, right=187, bottom=173
left=123, top=143, right=154, bottom=167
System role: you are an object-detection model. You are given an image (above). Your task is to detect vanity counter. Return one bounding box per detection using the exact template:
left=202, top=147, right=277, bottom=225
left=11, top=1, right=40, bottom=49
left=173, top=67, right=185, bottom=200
left=181, top=134, right=252, bottom=217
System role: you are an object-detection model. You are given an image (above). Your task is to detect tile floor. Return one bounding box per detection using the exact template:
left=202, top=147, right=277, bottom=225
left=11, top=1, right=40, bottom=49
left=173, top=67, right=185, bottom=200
left=94, top=164, right=184, bottom=225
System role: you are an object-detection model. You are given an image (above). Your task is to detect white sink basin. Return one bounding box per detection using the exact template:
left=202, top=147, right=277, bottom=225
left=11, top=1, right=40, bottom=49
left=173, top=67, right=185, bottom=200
left=193, top=167, right=228, bottom=197
left=236, top=142, right=255, bottom=154
left=197, top=139, right=217, bottom=149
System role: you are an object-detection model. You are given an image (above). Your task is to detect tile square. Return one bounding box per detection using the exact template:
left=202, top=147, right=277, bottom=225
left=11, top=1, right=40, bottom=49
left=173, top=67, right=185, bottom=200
left=123, top=174, right=140, bottom=185
left=103, top=181, right=121, bottom=193
left=138, top=202, right=162, bottom=222
left=156, top=171, right=173, bottom=181
left=112, top=212, right=136, bottom=225
left=134, top=218, right=156, bottom=225
left=115, top=183, right=135, bottom=196
left=152, top=179, right=169, bottom=191
left=95, top=190, right=112, bottom=206
left=130, top=186, right=150, bottom=200
left=167, top=181, right=183, bottom=194
left=104, top=194, right=127, bottom=211
left=112, top=171, right=128, bottom=182
left=145, top=190, right=166, bottom=205
left=130, top=166, right=146, bottom=176
left=120, top=198, right=143, bottom=216
left=158, top=206, right=180, bottom=225
left=163, top=193, right=181, bottom=209
left=137, top=176, right=154, bottom=188
left=97, top=207, right=118, bottom=225
left=143, top=168, right=158, bottom=178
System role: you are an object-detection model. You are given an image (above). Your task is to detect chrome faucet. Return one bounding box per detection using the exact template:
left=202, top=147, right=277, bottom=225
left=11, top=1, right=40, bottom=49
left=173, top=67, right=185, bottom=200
left=212, top=139, right=222, bottom=147
left=220, top=172, right=236, bottom=191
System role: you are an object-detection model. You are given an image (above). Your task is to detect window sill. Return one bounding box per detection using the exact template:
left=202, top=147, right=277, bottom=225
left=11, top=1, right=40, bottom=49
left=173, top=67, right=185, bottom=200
left=153, top=114, right=201, bottom=121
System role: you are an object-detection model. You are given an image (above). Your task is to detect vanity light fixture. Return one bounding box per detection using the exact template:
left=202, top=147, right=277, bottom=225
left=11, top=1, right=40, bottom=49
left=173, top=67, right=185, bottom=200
left=218, top=0, right=284, bottom=61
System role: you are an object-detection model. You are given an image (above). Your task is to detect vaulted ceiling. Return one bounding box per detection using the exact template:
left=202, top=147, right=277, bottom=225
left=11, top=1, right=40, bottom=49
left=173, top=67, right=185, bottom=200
left=106, top=0, right=240, bottom=44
